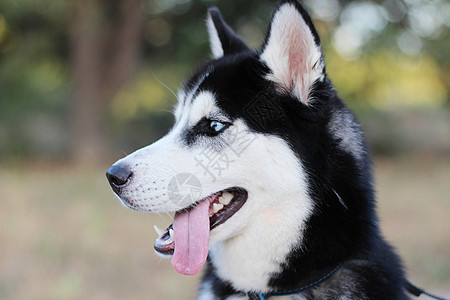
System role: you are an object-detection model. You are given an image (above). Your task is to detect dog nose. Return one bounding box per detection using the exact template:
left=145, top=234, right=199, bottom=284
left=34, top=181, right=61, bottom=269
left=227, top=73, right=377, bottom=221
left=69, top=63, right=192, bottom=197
left=106, top=164, right=133, bottom=194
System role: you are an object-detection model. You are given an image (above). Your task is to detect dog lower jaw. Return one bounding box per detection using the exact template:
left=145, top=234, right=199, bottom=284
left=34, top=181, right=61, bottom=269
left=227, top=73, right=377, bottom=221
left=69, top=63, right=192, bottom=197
left=153, top=187, right=248, bottom=256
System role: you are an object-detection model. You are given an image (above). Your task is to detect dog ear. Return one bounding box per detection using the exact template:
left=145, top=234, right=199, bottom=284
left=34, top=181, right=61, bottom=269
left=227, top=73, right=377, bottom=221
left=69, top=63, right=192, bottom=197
left=207, top=7, right=250, bottom=58
left=260, top=0, right=325, bottom=104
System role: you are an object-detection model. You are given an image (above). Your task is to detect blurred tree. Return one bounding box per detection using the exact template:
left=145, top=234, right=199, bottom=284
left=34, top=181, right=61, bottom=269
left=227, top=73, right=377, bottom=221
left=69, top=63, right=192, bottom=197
left=0, top=0, right=448, bottom=161
left=70, top=0, right=145, bottom=162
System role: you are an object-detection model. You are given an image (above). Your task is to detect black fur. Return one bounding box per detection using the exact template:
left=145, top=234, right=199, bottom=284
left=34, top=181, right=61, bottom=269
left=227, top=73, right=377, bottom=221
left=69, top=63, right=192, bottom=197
left=208, top=7, right=250, bottom=57
left=184, top=1, right=409, bottom=299
left=189, top=53, right=408, bottom=299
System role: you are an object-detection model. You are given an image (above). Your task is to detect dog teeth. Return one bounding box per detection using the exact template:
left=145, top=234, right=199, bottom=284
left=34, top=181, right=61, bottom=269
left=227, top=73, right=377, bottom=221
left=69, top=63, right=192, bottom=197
left=219, top=192, right=234, bottom=205
left=169, top=228, right=174, bottom=239
left=213, top=203, right=224, bottom=213
left=154, top=225, right=165, bottom=237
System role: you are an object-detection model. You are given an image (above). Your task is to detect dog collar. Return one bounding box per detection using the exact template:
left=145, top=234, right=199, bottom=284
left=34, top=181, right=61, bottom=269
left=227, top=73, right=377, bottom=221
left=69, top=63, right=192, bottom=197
left=247, top=264, right=341, bottom=300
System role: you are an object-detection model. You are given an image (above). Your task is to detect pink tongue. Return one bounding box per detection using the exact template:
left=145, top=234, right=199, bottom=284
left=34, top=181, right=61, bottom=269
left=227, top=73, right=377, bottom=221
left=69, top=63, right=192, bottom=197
left=172, top=200, right=210, bottom=275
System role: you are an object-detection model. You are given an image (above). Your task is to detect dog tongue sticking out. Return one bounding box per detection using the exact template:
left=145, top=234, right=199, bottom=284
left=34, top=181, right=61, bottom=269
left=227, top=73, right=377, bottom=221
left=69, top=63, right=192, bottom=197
left=171, top=199, right=210, bottom=275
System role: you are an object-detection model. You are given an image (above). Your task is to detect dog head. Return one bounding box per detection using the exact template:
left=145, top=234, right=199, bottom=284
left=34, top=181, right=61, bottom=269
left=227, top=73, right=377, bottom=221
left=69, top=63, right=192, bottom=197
left=107, top=0, right=369, bottom=286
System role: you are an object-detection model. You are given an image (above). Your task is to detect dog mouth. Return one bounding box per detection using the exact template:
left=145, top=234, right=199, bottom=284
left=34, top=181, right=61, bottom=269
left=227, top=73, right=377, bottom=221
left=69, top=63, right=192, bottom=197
left=153, top=187, right=247, bottom=274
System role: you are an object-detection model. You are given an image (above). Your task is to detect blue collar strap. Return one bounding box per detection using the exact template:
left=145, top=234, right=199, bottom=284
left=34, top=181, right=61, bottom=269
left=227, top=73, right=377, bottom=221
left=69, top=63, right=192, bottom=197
left=247, top=264, right=341, bottom=300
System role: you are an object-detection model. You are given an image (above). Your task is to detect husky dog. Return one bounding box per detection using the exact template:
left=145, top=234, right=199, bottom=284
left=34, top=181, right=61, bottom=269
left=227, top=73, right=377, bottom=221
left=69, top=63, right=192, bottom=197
left=107, top=0, right=409, bottom=298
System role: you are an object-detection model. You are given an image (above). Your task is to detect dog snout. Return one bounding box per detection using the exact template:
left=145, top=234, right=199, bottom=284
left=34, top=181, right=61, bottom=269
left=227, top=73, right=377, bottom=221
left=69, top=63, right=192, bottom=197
left=106, top=163, right=133, bottom=194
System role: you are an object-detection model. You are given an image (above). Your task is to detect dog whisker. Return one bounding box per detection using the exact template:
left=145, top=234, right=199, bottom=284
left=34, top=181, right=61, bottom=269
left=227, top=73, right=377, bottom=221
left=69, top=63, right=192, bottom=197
left=153, top=73, right=178, bottom=100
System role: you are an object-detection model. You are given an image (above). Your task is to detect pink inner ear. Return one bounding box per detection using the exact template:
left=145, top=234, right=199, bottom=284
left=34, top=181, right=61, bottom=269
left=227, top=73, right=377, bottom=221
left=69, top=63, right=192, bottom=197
left=261, top=4, right=322, bottom=104
left=288, top=26, right=313, bottom=103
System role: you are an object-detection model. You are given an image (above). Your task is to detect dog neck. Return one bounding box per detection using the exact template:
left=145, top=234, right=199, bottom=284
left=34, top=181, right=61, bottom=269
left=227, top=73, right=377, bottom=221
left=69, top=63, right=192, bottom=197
left=208, top=192, right=312, bottom=293
left=247, top=264, right=341, bottom=299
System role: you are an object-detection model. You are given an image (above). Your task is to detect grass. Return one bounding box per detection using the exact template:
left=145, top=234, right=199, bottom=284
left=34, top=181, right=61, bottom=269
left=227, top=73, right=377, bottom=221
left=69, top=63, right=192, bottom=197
left=376, top=155, right=450, bottom=293
left=0, top=155, right=449, bottom=299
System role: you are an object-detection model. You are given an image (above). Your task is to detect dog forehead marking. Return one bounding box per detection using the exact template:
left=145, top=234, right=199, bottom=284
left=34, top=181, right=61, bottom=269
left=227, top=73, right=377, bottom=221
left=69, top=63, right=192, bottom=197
left=174, top=72, right=221, bottom=125
left=188, top=91, right=220, bottom=124
left=185, top=72, right=210, bottom=104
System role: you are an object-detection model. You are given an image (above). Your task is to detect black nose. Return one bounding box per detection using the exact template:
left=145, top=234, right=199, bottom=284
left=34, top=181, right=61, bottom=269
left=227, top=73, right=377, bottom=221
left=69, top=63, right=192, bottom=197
left=106, top=164, right=133, bottom=194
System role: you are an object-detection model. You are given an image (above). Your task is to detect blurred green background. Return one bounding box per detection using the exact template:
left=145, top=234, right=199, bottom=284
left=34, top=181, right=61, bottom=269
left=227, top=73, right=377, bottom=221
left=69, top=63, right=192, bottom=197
left=0, top=0, right=449, bottom=299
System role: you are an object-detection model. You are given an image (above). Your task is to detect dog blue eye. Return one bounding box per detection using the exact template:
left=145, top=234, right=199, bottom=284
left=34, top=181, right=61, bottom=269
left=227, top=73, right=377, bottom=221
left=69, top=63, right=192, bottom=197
left=210, top=120, right=225, bottom=132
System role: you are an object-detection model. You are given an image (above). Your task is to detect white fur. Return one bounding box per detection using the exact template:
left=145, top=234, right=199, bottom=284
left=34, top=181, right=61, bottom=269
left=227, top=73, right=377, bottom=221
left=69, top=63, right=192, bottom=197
left=207, top=13, right=224, bottom=58
left=328, top=110, right=365, bottom=162
left=197, top=280, right=215, bottom=300
left=174, top=72, right=211, bottom=123
left=188, top=91, right=231, bottom=126
left=173, top=89, right=186, bottom=122
left=208, top=134, right=312, bottom=292
left=112, top=89, right=314, bottom=293
left=260, top=4, right=324, bottom=103
left=112, top=4, right=324, bottom=296
left=113, top=92, right=228, bottom=213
